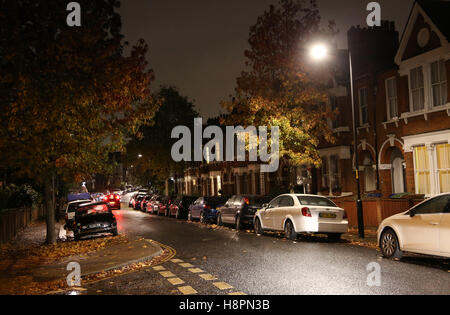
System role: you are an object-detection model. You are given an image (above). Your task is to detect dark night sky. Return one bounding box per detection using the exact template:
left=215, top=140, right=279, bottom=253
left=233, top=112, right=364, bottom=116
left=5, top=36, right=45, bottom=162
left=119, top=0, right=414, bottom=118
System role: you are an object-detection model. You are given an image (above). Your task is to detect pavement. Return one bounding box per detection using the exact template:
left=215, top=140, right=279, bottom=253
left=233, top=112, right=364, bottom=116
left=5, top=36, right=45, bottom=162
left=70, top=206, right=450, bottom=295
left=32, top=237, right=162, bottom=282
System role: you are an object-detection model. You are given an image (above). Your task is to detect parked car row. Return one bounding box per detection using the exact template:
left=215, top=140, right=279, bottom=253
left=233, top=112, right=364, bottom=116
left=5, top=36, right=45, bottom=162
left=128, top=191, right=450, bottom=260
left=130, top=193, right=350, bottom=241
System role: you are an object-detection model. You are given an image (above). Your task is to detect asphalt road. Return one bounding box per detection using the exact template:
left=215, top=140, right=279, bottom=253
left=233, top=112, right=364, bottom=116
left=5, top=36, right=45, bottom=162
left=80, top=206, right=450, bottom=295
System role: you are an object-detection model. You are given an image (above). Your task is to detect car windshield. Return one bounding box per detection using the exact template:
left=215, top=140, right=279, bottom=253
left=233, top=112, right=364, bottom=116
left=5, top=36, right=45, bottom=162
left=296, top=196, right=337, bottom=207
left=245, top=196, right=272, bottom=207
left=205, top=197, right=227, bottom=207
left=76, top=203, right=110, bottom=216
left=68, top=201, right=90, bottom=213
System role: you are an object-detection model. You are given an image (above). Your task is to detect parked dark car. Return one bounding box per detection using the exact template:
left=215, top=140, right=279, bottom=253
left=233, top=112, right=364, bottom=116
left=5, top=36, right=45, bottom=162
left=103, top=193, right=121, bottom=210
left=188, top=196, right=228, bottom=223
left=73, top=202, right=118, bottom=240
left=217, top=195, right=272, bottom=230
left=169, top=196, right=197, bottom=219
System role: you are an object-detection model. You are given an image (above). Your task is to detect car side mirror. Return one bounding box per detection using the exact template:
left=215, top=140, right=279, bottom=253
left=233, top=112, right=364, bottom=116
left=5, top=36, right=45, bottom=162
left=262, top=203, right=269, bottom=209
left=409, top=209, right=416, bottom=217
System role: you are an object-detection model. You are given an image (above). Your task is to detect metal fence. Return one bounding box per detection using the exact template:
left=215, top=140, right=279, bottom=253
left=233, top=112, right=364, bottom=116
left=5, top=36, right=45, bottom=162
left=0, top=205, right=45, bottom=244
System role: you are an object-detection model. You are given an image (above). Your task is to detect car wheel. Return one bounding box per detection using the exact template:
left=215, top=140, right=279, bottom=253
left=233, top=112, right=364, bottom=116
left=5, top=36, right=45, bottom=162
left=235, top=215, right=242, bottom=231
left=380, top=229, right=403, bottom=259
left=74, top=233, right=80, bottom=241
left=284, top=220, right=297, bottom=240
left=112, top=228, right=118, bottom=236
left=327, top=233, right=342, bottom=241
left=254, top=218, right=263, bottom=235
left=217, top=213, right=223, bottom=226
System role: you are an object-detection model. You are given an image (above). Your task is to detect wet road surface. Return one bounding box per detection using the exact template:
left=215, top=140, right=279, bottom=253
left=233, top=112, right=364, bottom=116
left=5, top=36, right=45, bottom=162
left=79, top=207, right=450, bottom=295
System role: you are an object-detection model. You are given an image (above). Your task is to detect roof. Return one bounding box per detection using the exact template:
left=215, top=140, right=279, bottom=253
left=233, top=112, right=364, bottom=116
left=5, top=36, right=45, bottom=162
left=417, top=0, right=450, bottom=40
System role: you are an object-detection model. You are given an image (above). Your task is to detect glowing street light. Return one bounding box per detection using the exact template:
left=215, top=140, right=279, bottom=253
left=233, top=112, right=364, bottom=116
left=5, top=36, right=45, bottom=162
left=138, top=154, right=143, bottom=158
left=308, top=42, right=365, bottom=238
left=310, top=43, right=328, bottom=61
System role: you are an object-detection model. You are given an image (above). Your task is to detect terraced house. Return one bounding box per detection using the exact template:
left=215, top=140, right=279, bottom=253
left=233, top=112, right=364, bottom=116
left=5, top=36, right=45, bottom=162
left=175, top=1, right=450, bottom=205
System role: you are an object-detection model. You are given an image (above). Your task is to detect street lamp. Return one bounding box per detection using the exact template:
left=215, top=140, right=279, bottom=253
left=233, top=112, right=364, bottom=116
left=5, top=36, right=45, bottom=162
left=309, top=43, right=365, bottom=238
left=138, top=154, right=143, bottom=158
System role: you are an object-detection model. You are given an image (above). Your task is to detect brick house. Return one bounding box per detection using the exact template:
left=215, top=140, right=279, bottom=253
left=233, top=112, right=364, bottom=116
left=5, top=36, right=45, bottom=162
left=175, top=1, right=449, bottom=202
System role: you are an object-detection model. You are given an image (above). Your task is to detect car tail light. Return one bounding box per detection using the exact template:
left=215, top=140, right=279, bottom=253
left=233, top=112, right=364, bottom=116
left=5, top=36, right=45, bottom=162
left=115, top=195, right=120, bottom=200
left=301, top=207, right=312, bottom=217
left=204, top=204, right=211, bottom=209
left=243, top=197, right=249, bottom=205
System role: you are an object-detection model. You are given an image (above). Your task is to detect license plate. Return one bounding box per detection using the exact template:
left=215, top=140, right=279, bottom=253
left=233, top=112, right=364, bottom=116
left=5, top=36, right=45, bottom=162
left=110, top=202, right=116, bottom=205
left=320, top=212, right=337, bottom=219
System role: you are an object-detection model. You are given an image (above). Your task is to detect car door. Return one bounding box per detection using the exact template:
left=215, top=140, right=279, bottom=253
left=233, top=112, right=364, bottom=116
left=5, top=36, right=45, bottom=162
left=438, top=196, right=450, bottom=256
left=401, top=196, right=447, bottom=254
left=260, top=196, right=282, bottom=230
left=221, top=196, right=236, bottom=223
left=272, top=196, right=295, bottom=231
left=192, top=197, right=203, bottom=218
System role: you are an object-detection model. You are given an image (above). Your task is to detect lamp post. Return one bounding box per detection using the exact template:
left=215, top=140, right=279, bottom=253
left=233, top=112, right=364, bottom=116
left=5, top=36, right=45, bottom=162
left=310, top=44, right=365, bottom=238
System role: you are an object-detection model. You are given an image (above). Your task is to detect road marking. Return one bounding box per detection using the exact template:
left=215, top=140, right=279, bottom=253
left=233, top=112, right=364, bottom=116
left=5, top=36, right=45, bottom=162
left=199, top=274, right=218, bottom=281
left=159, top=271, right=176, bottom=278
left=178, top=286, right=198, bottom=295
left=167, top=277, right=185, bottom=285
left=179, top=263, right=194, bottom=268
left=153, top=266, right=166, bottom=271
left=188, top=268, right=204, bottom=274
left=213, top=282, right=234, bottom=290
left=171, top=259, right=184, bottom=263
left=228, top=292, right=247, bottom=295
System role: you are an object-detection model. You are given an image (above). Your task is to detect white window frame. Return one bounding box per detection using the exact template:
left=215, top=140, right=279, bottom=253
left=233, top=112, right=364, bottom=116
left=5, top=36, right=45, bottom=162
left=409, top=66, right=425, bottom=112
left=430, top=59, right=448, bottom=108
left=358, top=87, right=368, bottom=126
left=435, top=143, right=450, bottom=194
left=385, top=77, right=398, bottom=120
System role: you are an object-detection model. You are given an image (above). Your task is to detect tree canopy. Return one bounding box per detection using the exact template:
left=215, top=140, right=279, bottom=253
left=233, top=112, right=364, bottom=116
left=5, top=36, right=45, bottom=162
left=222, top=0, right=337, bottom=167
left=0, top=0, right=158, bottom=243
left=126, top=86, right=198, bottom=192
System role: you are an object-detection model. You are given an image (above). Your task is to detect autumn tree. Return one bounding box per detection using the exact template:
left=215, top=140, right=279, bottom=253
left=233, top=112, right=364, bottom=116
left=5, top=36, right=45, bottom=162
left=222, top=0, right=337, bottom=170
left=0, top=0, right=158, bottom=244
left=126, top=86, right=198, bottom=193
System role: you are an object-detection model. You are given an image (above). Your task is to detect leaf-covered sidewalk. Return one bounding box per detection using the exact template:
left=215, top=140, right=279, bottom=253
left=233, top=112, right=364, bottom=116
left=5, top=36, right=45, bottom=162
left=0, top=220, right=164, bottom=295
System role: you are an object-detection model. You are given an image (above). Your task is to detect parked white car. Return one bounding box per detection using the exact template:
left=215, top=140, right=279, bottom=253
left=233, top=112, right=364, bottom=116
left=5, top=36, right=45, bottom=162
left=377, top=193, right=450, bottom=259
left=254, top=194, right=349, bottom=240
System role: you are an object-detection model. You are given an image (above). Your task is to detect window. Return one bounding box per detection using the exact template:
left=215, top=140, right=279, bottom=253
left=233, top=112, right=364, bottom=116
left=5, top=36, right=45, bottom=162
left=385, top=77, right=398, bottom=119
left=359, top=88, right=368, bottom=125
left=414, top=195, right=450, bottom=215
left=431, top=60, right=448, bottom=107
left=279, top=196, right=294, bottom=207
left=268, top=196, right=282, bottom=209
left=329, top=155, right=340, bottom=190
left=436, top=144, right=450, bottom=193
left=296, top=196, right=337, bottom=207
left=329, top=95, right=338, bottom=129
left=410, top=66, right=425, bottom=111
left=413, top=146, right=431, bottom=195
left=321, top=157, right=329, bottom=189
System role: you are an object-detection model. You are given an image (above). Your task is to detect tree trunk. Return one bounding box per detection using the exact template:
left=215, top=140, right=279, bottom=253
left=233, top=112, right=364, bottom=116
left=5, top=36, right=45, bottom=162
left=45, top=175, right=56, bottom=245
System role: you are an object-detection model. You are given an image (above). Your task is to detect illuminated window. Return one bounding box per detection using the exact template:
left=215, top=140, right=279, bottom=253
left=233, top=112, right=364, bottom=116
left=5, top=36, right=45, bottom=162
left=436, top=144, right=450, bottom=193
left=413, top=146, right=431, bottom=195
left=431, top=60, right=447, bottom=107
